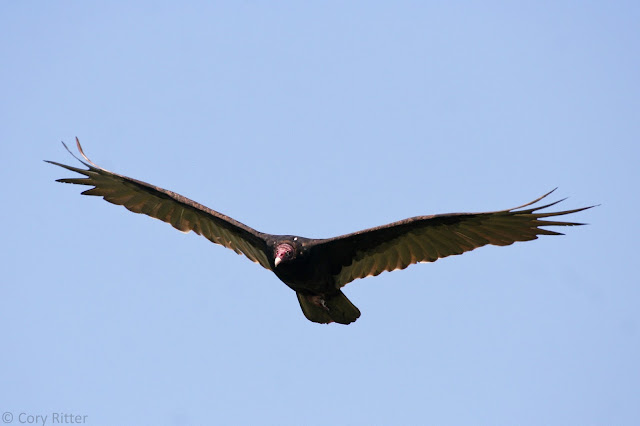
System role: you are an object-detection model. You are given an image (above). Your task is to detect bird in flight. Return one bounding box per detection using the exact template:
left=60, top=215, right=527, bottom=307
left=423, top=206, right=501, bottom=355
left=47, top=139, right=594, bottom=325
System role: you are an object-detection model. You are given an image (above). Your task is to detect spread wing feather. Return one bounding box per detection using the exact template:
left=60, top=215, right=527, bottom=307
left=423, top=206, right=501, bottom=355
left=313, top=190, right=594, bottom=288
left=46, top=138, right=272, bottom=270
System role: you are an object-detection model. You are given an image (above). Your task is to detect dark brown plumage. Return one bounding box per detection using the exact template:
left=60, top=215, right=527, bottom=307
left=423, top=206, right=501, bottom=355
left=47, top=139, right=594, bottom=325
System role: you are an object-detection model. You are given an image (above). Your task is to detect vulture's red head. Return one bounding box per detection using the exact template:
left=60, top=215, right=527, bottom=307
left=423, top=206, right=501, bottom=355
left=274, top=243, right=295, bottom=267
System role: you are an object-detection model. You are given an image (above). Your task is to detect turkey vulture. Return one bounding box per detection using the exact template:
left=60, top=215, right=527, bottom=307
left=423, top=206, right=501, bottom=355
left=47, top=139, right=594, bottom=325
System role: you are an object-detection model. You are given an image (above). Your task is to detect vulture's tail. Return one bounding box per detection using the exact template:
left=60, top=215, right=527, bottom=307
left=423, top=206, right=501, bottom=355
left=296, top=290, right=361, bottom=325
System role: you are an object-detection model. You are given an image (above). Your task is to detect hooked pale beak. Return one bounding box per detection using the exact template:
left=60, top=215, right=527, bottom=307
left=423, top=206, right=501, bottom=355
left=274, top=257, right=282, bottom=267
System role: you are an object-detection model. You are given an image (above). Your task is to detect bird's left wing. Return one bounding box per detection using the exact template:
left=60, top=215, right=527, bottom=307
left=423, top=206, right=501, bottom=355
left=46, top=139, right=272, bottom=270
left=310, top=190, right=594, bottom=288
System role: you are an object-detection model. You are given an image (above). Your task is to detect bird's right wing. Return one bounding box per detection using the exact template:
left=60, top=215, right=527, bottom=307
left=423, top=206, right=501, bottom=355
left=311, top=190, right=594, bottom=288
left=47, top=138, right=272, bottom=270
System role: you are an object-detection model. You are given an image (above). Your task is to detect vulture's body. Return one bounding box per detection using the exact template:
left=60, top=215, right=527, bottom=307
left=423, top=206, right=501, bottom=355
left=47, top=139, right=594, bottom=324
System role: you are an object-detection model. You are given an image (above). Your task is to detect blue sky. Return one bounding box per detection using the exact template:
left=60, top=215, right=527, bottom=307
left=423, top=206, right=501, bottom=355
left=1, top=2, right=638, bottom=425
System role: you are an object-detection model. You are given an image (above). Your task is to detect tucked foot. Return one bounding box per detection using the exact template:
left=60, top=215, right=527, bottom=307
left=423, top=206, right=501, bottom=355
left=307, top=294, right=329, bottom=311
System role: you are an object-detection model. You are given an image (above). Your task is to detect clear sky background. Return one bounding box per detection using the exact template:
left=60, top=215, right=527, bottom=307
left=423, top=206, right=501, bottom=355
left=1, top=2, right=638, bottom=425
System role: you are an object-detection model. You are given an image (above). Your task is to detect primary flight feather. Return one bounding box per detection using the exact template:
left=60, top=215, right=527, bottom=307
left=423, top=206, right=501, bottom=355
left=47, top=139, right=594, bottom=325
